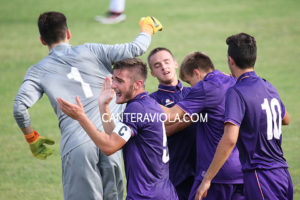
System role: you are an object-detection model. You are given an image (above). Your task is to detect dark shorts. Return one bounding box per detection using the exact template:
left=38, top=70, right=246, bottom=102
left=188, top=179, right=245, bottom=200
left=175, top=176, right=194, bottom=200
left=244, top=168, right=293, bottom=200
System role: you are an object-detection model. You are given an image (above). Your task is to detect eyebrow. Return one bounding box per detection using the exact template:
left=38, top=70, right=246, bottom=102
left=154, top=58, right=170, bottom=66
left=113, top=76, right=124, bottom=82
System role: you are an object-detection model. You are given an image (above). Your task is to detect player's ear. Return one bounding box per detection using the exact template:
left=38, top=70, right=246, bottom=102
left=228, top=56, right=235, bottom=66
left=134, top=80, right=143, bottom=90
left=193, top=69, right=201, bottom=78
left=150, top=70, right=156, bottom=77
left=66, top=29, right=71, bottom=40
left=174, top=60, right=178, bottom=69
left=40, top=37, right=47, bottom=46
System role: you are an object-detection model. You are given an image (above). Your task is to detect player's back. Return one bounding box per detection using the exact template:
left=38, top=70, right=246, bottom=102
left=177, top=70, right=243, bottom=184
left=25, top=43, right=122, bottom=156
left=122, top=92, right=178, bottom=200
left=228, top=71, right=288, bottom=171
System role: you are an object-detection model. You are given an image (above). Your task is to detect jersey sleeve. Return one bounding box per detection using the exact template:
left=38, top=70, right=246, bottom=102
left=85, top=32, right=151, bottom=72
left=224, top=87, right=245, bottom=127
left=121, top=101, right=144, bottom=136
left=176, top=82, right=206, bottom=115
left=280, top=100, right=286, bottom=119
left=13, top=67, right=44, bottom=128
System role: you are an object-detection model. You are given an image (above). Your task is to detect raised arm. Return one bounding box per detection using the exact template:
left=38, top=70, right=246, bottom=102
left=57, top=96, right=130, bottom=156
left=87, top=16, right=163, bottom=69
left=98, top=76, right=117, bottom=134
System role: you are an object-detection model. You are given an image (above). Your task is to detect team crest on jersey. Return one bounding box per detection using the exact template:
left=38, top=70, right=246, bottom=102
left=165, top=99, right=174, bottom=106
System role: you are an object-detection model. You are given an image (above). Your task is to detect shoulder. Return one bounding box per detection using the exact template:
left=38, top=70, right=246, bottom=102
left=182, top=86, right=192, bottom=97
left=124, top=100, right=147, bottom=114
left=149, top=91, right=160, bottom=101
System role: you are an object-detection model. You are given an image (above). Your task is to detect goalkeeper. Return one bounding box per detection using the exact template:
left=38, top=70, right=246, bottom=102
left=13, top=11, right=162, bottom=200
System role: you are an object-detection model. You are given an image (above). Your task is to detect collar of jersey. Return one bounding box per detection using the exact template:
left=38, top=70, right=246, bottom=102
left=237, top=71, right=256, bottom=83
left=129, top=91, right=149, bottom=103
left=204, top=69, right=222, bottom=81
left=158, top=81, right=183, bottom=93
left=49, top=43, right=71, bottom=55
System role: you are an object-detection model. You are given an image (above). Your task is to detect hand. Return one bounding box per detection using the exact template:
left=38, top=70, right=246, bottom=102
left=99, top=76, right=115, bottom=106
left=139, top=16, right=163, bottom=35
left=195, top=179, right=211, bottom=200
left=57, top=96, right=85, bottom=120
left=25, top=130, right=55, bottom=160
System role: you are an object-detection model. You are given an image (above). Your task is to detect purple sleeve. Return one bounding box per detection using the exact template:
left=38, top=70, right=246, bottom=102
left=176, top=83, right=206, bottom=115
left=224, top=88, right=245, bottom=127
left=122, top=102, right=143, bottom=136
left=280, top=100, right=286, bottom=119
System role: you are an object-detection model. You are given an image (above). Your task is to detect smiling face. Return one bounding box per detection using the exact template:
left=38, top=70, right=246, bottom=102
left=149, top=50, right=178, bottom=86
left=111, top=69, right=136, bottom=104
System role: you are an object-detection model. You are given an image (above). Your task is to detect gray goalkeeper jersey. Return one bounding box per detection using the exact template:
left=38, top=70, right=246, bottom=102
left=13, top=32, right=151, bottom=156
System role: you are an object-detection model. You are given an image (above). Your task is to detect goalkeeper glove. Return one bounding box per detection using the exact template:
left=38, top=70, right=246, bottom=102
left=25, top=130, right=55, bottom=160
left=140, top=16, right=163, bottom=36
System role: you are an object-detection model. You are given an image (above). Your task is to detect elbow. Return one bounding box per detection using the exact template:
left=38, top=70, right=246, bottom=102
left=13, top=101, right=29, bottom=128
left=282, top=112, right=290, bottom=125
left=102, top=148, right=117, bottom=156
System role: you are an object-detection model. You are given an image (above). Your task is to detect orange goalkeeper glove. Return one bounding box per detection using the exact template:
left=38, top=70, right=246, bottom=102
left=140, top=16, right=163, bottom=36
left=25, top=130, right=55, bottom=160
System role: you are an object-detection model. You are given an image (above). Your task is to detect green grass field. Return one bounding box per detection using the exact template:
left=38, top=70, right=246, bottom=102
left=1, top=0, right=300, bottom=199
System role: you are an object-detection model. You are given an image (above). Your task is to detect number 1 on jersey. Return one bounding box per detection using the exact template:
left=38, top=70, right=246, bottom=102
left=261, top=98, right=282, bottom=140
left=162, top=123, right=170, bottom=163
left=67, top=67, right=93, bottom=98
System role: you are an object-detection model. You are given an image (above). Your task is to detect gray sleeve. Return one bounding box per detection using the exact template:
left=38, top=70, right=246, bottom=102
left=13, top=68, right=44, bottom=128
left=86, top=32, right=151, bottom=70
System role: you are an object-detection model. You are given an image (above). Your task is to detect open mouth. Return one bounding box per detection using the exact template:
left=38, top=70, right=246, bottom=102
left=163, top=71, right=170, bottom=76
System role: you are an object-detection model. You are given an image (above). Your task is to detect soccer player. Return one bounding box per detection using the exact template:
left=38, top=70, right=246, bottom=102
left=13, top=11, right=162, bottom=200
left=57, top=58, right=178, bottom=200
left=95, top=0, right=126, bottom=24
left=161, top=52, right=245, bottom=200
left=148, top=47, right=196, bottom=199
left=195, top=33, right=293, bottom=200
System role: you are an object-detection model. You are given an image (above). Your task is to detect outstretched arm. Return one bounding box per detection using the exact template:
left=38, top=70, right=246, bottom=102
left=160, top=104, right=186, bottom=126
left=57, top=96, right=128, bottom=155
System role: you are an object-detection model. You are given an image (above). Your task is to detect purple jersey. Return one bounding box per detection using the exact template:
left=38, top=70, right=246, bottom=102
left=177, top=70, right=243, bottom=184
left=122, top=92, right=178, bottom=200
left=150, top=81, right=196, bottom=193
left=225, top=71, right=288, bottom=171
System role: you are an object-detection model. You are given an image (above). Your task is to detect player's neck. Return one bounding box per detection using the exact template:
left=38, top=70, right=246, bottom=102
left=234, top=67, right=254, bottom=79
left=131, top=88, right=146, bottom=99
left=159, top=77, right=178, bottom=87
left=48, top=39, right=70, bottom=51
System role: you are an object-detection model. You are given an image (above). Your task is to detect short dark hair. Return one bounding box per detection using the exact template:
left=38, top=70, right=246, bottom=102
left=38, top=11, right=68, bottom=46
left=226, top=33, right=257, bottom=69
left=147, top=47, right=174, bottom=69
left=113, top=58, right=148, bottom=86
left=179, top=51, right=215, bottom=80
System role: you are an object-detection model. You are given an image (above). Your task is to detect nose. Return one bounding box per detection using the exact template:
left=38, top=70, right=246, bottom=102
left=161, top=63, right=168, bottom=71
left=111, top=81, right=117, bottom=89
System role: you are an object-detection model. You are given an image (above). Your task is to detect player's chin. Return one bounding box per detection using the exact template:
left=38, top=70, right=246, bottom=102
left=115, top=97, right=125, bottom=104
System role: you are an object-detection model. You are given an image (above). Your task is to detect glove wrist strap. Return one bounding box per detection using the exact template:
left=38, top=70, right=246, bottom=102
left=25, top=130, right=40, bottom=144
left=141, top=25, right=153, bottom=36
